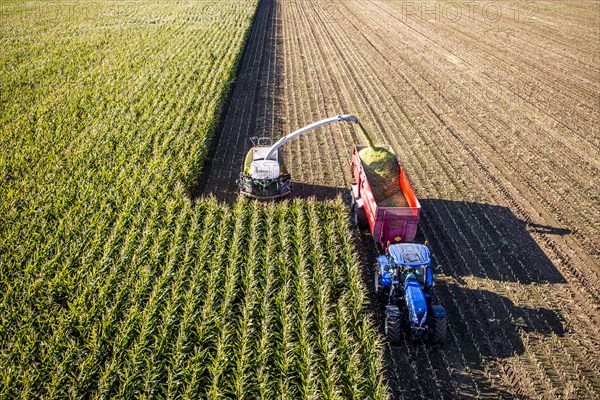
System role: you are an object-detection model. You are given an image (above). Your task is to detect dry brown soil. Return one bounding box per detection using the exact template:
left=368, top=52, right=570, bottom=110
left=200, top=1, right=600, bottom=398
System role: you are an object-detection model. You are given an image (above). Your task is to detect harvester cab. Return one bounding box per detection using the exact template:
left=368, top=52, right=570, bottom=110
left=239, top=137, right=291, bottom=200
left=375, top=243, right=448, bottom=344
left=239, top=115, right=359, bottom=200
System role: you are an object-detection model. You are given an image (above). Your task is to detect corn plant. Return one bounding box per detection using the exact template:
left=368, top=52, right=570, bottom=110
left=0, top=1, right=388, bottom=398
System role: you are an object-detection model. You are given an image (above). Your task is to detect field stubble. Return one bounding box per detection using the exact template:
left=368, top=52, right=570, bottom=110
left=198, top=0, right=600, bottom=398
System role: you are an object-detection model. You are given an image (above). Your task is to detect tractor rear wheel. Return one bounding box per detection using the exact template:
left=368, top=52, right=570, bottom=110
left=385, top=315, right=402, bottom=344
left=432, top=315, right=448, bottom=344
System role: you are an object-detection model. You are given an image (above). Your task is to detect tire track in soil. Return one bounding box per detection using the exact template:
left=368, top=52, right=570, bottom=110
left=197, top=0, right=283, bottom=203
left=196, top=0, right=599, bottom=398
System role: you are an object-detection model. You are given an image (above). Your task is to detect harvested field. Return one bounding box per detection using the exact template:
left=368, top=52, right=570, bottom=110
left=202, top=0, right=600, bottom=398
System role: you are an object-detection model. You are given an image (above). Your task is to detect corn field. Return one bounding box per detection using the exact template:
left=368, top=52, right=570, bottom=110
left=1, top=195, right=387, bottom=398
left=0, top=1, right=388, bottom=398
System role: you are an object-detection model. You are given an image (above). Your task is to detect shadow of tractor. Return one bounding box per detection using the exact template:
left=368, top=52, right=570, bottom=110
left=434, top=281, right=565, bottom=358
left=414, top=199, right=569, bottom=285
left=381, top=280, right=565, bottom=399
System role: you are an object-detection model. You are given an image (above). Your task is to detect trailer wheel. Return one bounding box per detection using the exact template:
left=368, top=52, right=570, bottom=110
left=350, top=200, right=358, bottom=226
left=432, top=315, right=448, bottom=344
left=385, top=315, right=402, bottom=344
left=351, top=197, right=368, bottom=228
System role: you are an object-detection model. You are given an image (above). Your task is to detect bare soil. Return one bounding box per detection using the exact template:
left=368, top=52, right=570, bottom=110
left=200, top=0, right=600, bottom=398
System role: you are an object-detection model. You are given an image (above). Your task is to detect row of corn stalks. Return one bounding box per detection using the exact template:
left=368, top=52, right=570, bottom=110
left=0, top=1, right=388, bottom=398
left=1, top=194, right=389, bottom=398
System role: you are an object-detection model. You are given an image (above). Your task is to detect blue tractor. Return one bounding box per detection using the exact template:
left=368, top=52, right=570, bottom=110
left=375, top=243, right=448, bottom=344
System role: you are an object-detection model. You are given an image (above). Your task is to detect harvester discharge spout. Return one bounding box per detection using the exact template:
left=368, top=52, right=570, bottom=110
left=239, top=114, right=359, bottom=200
left=264, top=114, right=359, bottom=161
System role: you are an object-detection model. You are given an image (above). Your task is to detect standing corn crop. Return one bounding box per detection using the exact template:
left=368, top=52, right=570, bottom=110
left=0, top=1, right=388, bottom=398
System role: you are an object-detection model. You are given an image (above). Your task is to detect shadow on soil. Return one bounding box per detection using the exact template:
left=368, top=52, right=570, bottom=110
left=417, top=199, right=568, bottom=285
left=382, top=279, right=565, bottom=399
left=194, top=0, right=284, bottom=202
left=292, top=184, right=568, bottom=398
left=431, top=283, right=565, bottom=356
left=383, top=283, right=565, bottom=399
left=289, top=184, right=569, bottom=284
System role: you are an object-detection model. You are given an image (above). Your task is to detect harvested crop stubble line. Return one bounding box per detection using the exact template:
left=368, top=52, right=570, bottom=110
left=342, top=0, right=600, bottom=394
left=357, top=2, right=599, bottom=177
left=288, top=0, right=364, bottom=192
left=274, top=0, right=596, bottom=396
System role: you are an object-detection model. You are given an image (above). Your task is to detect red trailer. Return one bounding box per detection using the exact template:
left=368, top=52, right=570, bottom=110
left=350, top=145, right=421, bottom=250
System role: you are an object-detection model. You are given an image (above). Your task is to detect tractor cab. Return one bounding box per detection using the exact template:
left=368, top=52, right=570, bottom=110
left=387, top=243, right=433, bottom=291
